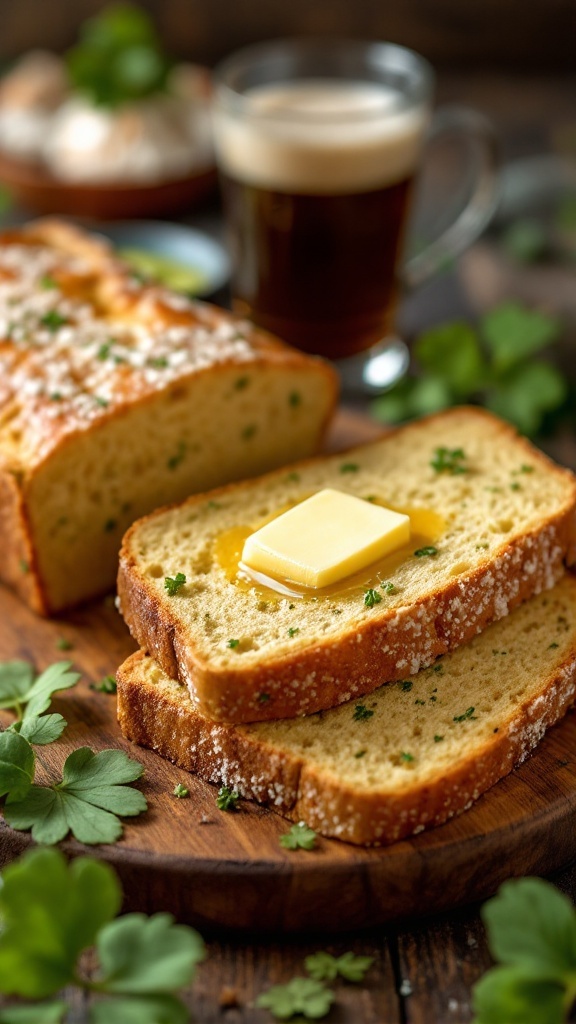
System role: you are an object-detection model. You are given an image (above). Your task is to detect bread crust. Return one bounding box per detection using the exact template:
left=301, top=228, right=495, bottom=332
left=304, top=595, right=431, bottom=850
left=118, top=407, right=576, bottom=723
left=0, top=218, right=338, bottom=614
left=116, top=636, right=576, bottom=847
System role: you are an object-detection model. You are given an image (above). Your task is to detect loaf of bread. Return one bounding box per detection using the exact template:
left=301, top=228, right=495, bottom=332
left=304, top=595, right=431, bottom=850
left=0, top=219, right=338, bottom=614
left=118, top=407, right=576, bottom=723
left=117, top=575, right=576, bottom=846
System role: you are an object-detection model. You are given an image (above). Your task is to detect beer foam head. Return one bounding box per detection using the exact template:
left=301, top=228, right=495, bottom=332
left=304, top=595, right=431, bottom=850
left=213, top=80, right=429, bottom=194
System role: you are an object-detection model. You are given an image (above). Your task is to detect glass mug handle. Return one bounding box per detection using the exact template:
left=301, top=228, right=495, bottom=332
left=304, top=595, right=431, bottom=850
left=402, top=106, right=500, bottom=290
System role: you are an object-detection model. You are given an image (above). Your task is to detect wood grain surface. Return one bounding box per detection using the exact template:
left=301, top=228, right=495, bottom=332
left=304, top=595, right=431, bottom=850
left=1, top=408, right=575, bottom=937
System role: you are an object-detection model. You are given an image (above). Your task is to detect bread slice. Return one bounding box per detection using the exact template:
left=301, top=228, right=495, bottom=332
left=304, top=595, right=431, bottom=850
left=0, top=219, right=337, bottom=614
left=118, top=407, right=576, bottom=723
left=117, top=574, right=576, bottom=846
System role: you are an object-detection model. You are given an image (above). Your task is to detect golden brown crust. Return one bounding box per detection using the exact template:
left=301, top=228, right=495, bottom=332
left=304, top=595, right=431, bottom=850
left=0, top=217, right=338, bottom=615
left=116, top=639, right=576, bottom=846
left=118, top=407, right=576, bottom=723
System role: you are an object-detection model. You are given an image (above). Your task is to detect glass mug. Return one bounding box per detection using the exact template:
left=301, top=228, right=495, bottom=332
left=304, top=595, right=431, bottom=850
left=212, top=40, right=499, bottom=362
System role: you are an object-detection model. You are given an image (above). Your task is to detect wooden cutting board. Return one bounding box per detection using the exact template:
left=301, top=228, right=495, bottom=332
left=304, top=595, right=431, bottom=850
left=1, top=409, right=575, bottom=934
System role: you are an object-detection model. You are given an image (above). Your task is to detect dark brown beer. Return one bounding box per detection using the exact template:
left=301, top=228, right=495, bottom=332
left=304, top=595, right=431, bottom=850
left=220, top=173, right=414, bottom=358
left=213, top=80, right=427, bottom=358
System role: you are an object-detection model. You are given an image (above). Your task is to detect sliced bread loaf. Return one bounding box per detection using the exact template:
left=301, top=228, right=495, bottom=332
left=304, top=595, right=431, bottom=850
left=0, top=219, right=337, bottom=614
left=117, top=574, right=576, bottom=846
left=118, top=407, right=576, bottom=723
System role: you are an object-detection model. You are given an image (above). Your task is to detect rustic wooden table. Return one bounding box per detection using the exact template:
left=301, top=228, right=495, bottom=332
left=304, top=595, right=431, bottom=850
left=1, top=70, right=575, bottom=1024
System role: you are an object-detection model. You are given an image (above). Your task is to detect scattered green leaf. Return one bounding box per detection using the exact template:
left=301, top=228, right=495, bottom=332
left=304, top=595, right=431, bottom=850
left=92, top=675, right=117, bottom=694
left=364, top=588, right=382, bottom=608
left=164, top=573, right=186, bottom=596
left=0, top=730, right=35, bottom=802
left=305, top=950, right=374, bottom=982
left=216, top=786, right=240, bottom=812
left=353, top=705, right=374, bottom=721
left=256, top=977, right=334, bottom=1020
left=173, top=784, right=189, bottom=799
left=280, top=822, right=317, bottom=851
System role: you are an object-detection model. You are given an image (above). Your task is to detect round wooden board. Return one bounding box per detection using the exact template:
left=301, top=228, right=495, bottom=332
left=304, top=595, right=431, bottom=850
left=1, top=409, right=576, bottom=934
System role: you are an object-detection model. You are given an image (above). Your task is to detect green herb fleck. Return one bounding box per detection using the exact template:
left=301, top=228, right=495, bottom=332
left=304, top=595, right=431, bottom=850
left=414, top=546, right=438, bottom=558
left=173, top=783, right=189, bottom=798
left=91, top=675, right=117, bottom=694
left=40, top=310, right=67, bottom=332
left=354, top=749, right=367, bottom=758
left=164, top=573, right=186, bottom=596
left=399, top=680, right=413, bottom=692
left=94, top=396, right=109, bottom=408
left=40, top=274, right=58, bottom=290
left=216, top=787, right=240, bottom=812
left=434, top=735, right=444, bottom=743
left=510, top=481, right=522, bottom=491
left=430, top=446, right=468, bottom=475
left=257, top=693, right=271, bottom=704
left=549, top=642, right=560, bottom=649
left=340, top=462, right=359, bottom=473
left=364, top=588, right=382, bottom=608
left=453, top=706, right=477, bottom=723
left=353, top=704, right=374, bottom=721
left=287, top=627, right=300, bottom=638
left=520, top=464, right=534, bottom=474
left=381, top=581, right=396, bottom=594
left=56, top=638, right=73, bottom=651
left=167, top=441, right=186, bottom=470
left=401, top=752, right=415, bottom=762
left=97, top=342, right=111, bottom=361
left=227, top=639, right=240, bottom=649
left=279, top=822, right=317, bottom=851
left=149, top=355, right=169, bottom=369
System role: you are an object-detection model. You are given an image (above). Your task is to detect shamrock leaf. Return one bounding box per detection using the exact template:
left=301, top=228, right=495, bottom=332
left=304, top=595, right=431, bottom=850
left=0, top=660, right=79, bottom=719
left=0, top=730, right=35, bottom=802
left=0, top=1003, right=68, bottom=1023
left=0, top=848, right=121, bottom=999
left=256, top=977, right=334, bottom=1020
left=90, top=995, right=189, bottom=1024
left=279, top=822, right=317, bottom=850
left=486, top=361, right=568, bottom=436
left=481, top=878, right=576, bottom=977
left=15, top=713, right=67, bottom=745
left=305, top=950, right=374, bottom=983
left=472, top=965, right=566, bottom=1024
left=481, top=302, right=561, bottom=372
left=4, top=747, right=147, bottom=845
left=415, top=322, right=486, bottom=396
left=95, top=912, right=205, bottom=993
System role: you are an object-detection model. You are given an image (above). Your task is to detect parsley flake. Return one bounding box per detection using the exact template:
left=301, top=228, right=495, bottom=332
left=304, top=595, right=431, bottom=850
left=216, top=786, right=240, bottom=812
left=279, top=822, right=317, bottom=851
left=434, top=735, right=444, bottom=743
left=381, top=581, right=396, bottom=594
left=91, top=675, right=117, bottom=694
left=364, top=588, right=382, bottom=608
left=40, top=310, right=67, bottom=332
left=414, top=546, right=438, bottom=557
left=227, top=639, right=240, bottom=649
left=453, top=706, right=477, bottom=723
left=173, top=783, right=189, bottom=798
left=164, top=573, right=186, bottom=596
left=400, top=752, right=415, bottom=762
left=430, top=447, right=468, bottom=475
left=353, top=704, right=374, bottom=721
left=399, top=680, right=413, bottom=692
left=287, top=627, right=300, bottom=638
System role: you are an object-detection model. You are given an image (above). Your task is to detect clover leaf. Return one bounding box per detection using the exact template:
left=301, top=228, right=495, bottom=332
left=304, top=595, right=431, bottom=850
left=0, top=660, right=80, bottom=720
left=279, top=822, right=317, bottom=850
left=4, top=747, right=147, bottom=845
left=95, top=912, right=205, bottom=993
left=0, top=848, right=121, bottom=999
left=256, top=977, right=334, bottom=1020
left=305, top=950, right=374, bottom=983
left=0, top=730, right=35, bottom=802
left=472, top=878, right=576, bottom=1024
left=15, top=713, right=67, bottom=745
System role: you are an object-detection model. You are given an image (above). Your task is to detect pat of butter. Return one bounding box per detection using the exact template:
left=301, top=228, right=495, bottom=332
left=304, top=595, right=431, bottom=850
left=241, top=489, right=410, bottom=589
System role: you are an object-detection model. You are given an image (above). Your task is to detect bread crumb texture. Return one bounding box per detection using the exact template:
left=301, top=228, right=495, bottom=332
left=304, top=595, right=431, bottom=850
left=0, top=220, right=337, bottom=612
left=119, top=407, right=576, bottom=721
left=117, top=575, right=576, bottom=845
